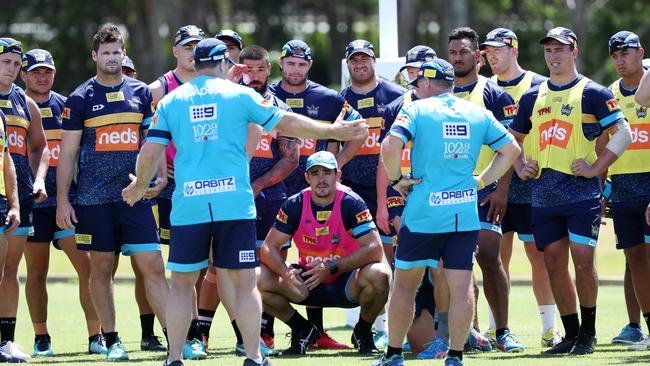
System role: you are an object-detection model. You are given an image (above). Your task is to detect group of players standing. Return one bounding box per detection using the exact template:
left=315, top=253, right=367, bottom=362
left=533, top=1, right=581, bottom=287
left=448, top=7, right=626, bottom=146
left=0, top=18, right=647, bottom=366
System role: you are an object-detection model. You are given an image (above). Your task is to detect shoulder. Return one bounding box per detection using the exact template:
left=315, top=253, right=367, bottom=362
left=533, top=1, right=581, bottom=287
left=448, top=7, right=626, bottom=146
left=484, top=79, right=512, bottom=100
left=379, top=80, right=407, bottom=96
left=341, top=188, right=368, bottom=209
left=528, top=71, right=547, bottom=87
left=124, top=77, right=151, bottom=94
left=309, top=81, right=341, bottom=100
left=68, top=78, right=97, bottom=100
left=584, top=79, right=615, bottom=99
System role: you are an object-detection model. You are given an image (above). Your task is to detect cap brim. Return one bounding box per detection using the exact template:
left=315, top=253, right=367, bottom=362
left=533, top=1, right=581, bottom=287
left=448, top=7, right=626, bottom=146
left=399, top=61, right=424, bottom=72
left=177, top=37, right=203, bottom=46
left=25, top=63, right=55, bottom=72
left=347, top=49, right=375, bottom=59
left=539, top=36, right=573, bottom=45
left=306, top=163, right=337, bottom=171
left=122, top=65, right=136, bottom=72
left=216, top=36, right=242, bottom=49
left=479, top=41, right=508, bottom=50
left=408, top=77, right=422, bottom=87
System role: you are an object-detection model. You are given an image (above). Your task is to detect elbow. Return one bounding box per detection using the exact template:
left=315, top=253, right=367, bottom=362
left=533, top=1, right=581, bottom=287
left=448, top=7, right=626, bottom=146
left=635, top=94, right=650, bottom=107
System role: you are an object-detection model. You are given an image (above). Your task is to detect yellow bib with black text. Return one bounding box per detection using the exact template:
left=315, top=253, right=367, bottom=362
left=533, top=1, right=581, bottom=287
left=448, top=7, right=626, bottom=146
left=455, top=76, right=491, bottom=175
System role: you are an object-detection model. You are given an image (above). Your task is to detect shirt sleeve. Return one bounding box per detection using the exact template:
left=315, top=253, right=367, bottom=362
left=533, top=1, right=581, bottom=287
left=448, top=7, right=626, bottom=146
left=241, top=88, right=285, bottom=132
left=62, top=93, right=85, bottom=131
left=341, top=191, right=377, bottom=238
left=379, top=101, right=398, bottom=143
left=509, top=90, right=536, bottom=135
left=483, top=112, right=514, bottom=151
left=140, top=86, right=155, bottom=129
left=273, top=194, right=302, bottom=236
left=388, top=103, right=417, bottom=144
left=145, top=99, right=171, bottom=146
left=486, top=86, right=516, bottom=126
left=584, top=82, right=626, bottom=130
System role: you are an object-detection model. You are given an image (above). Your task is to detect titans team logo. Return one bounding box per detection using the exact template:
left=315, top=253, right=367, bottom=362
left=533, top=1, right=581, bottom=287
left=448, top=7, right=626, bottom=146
left=560, top=104, right=573, bottom=116
left=306, top=104, right=319, bottom=117
left=637, top=106, right=647, bottom=119
left=376, top=103, right=386, bottom=114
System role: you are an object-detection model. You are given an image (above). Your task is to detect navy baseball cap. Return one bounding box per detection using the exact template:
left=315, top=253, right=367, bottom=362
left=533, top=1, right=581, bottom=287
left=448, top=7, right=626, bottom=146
left=174, top=25, right=205, bottom=46
left=540, top=27, right=577, bottom=48
left=345, top=39, right=375, bottom=59
left=400, top=45, right=437, bottom=72
left=608, top=31, right=642, bottom=54
left=193, top=38, right=234, bottom=65
left=306, top=151, right=338, bottom=171
left=280, top=40, right=312, bottom=61
left=21, top=49, right=55, bottom=71
left=480, top=28, right=519, bottom=50
left=408, top=59, right=455, bottom=86
left=122, top=55, right=136, bottom=71
left=215, top=29, right=243, bottom=50
left=0, top=37, right=23, bottom=56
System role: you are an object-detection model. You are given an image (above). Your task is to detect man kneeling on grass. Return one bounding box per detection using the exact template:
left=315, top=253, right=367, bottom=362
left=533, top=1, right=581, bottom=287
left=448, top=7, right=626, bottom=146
left=258, top=151, right=392, bottom=356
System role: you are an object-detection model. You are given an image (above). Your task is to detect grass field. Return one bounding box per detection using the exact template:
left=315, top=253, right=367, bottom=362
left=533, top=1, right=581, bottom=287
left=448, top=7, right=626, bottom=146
left=11, top=218, right=645, bottom=365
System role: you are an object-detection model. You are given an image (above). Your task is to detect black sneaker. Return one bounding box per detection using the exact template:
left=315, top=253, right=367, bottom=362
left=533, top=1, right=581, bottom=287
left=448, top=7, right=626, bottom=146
left=282, top=323, right=321, bottom=355
left=541, top=336, right=577, bottom=355
left=163, top=360, right=183, bottom=366
left=141, top=335, right=167, bottom=352
left=243, top=357, right=272, bottom=366
left=569, top=333, right=596, bottom=355
left=351, top=326, right=380, bottom=354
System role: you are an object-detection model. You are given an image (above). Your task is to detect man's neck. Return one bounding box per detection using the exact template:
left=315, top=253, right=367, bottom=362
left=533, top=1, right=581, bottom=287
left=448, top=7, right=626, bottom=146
left=311, top=194, right=335, bottom=207
left=549, top=68, right=579, bottom=86
left=26, top=89, right=50, bottom=103
left=496, top=64, right=526, bottom=82
left=95, top=72, right=123, bottom=87
left=280, top=80, right=308, bottom=94
left=621, top=68, right=645, bottom=90
left=350, top=77, right=378, bottom=94
left=455, top=72, right=478, bottom=88
left=0, top=82, right=12, bottom=94
left=173, top=67, right=196, bottom=83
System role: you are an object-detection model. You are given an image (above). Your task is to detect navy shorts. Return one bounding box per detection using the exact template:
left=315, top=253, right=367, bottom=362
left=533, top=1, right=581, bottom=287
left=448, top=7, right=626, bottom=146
left=156, top=197, right=172, bottom=245
left=611, top=201, right=650, bottom=249
left=291, top=264, right=358, bottom=308
left=477, top=183, right=501, bottom=235
left=344, top=181, right=396, bottom=244
left=501, top=203, right=534, bottom=243
left=386, top=186, right=405, bottom=220
left=168, top=219, right=257, bottom=272
left=27, top=206, right=74, bottom=246
left=414, top=269, right=436, bottom=319
left=75, top=201, right=160, bottom=255
left=531, top=198, right=601, bottom=250
left=9, top=198, right=34, bottom=236
left=255, top=193, right=285, bottom=247
left=395, top=226, right=479, bottom=270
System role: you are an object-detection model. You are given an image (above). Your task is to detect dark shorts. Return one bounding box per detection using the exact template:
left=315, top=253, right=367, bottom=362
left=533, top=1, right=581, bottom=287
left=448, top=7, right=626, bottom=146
left=291, top=264, right=358, bottom=308
left=0, top=198, right=8, bottom=235
left=156, top=197, right=172, bottom=245
left=395, top=227, right=479, bottom=270
left=168, top=219, right=257, bottom=271
left=343, top=181, right=396, bottom=244
left=75, top=201, right=160, bottom=255
left=611, top=201, right=650, bottom=249
left=501, top=203, right=534, bottom=243
left=10, top=198, right=34, bottom=236
left=27, top=206, right=74, bottom=246
left=477, top=185, right=502, bottom=235
left=414, top=268, right=436, bottom=319
left=255, top=194, right=285, bottom=247
left=531, top=198, right=601, bottom=250
left=386, top=186, right=405, bottom=220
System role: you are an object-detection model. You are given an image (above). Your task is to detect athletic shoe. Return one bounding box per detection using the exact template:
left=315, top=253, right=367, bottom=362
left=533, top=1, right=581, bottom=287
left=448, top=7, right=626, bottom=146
left=310, top=331, right=350, bottom=349
left=0, top=350, right=23, bottom=363
left=569, top=333, right=596, bottom=355
left=243, top=357, right=272, bottom=366
left=88, top=334, right=108, bottom=355
left=106, top=341, right=129, bottom=362
left=371, top=354, right=404, bottom=366
left=628, top=336, right=650, bottom=351
left=402, top=342, right=411, bottom=352
left=282, top=323, right=320, bottom=355
left=496, top=330, right=525, bottom=353
left=612, top=325, right=644, bottom=344
left=183, top=339, right=207, bottom=359
left=163, top=360, right=183, bottom=366
left=541, top=336, right=576, bottom=355
left=351, top=326, right=380, bottom=354
left=541, top=328, right=562, bottom=347
left=444, top=355, right=464, bottom=366
left=416, top=337, right=449, bottom=359
left=0, top=342, right=31, bottom=361
left=201, top=335, right=209, bottom=350
left=484, top=328, right=497, bottom=348
left=261, top=333, right=274, bottom=349
left=373, top=331, right=388, bottom=350
left=141, top=335, right=167, bottom=351
left=32, top=339, right=54, bottom=357
left=465, top=328, right=492, bottom=352
left=235, top=339, right=280, bottom=357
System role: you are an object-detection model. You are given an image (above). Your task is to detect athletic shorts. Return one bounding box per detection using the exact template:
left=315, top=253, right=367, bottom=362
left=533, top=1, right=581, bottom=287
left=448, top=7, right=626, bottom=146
left=9, top=198, right=34, bottom=236
left=476, top=183, right=501, bottom=235
left=290, top=263, right=358, bottom=308
left=531, top=198, right=601, bottom=250
left=0, top=198, right=8, bottom=235
left=611, top=201, right=650, bottom=249
left=157, top=197, right=172, bottom=245
left=394, top=226, right=479, bottom=270
left=344, top=181, right=396, bottom=244
left=168, top=219, right=257, bottom=271
left=414, top=268, right=436, bottom=319
left=255, top=193, right=286, bottom=248
left=501, top=203, right=534, bottom=243
left=386, top=186, right=405, bottom=220
left=75, top=200, right=160, bottom=255
left=27, top=206, right=74, bottom=246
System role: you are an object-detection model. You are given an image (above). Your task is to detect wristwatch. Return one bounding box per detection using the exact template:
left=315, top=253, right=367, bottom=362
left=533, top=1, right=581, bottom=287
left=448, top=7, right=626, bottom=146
left=328, top=261, right=339, bottom=275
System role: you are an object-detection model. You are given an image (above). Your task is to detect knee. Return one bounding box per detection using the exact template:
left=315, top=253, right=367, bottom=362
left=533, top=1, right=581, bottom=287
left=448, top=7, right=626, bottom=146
left=27, top=269, right=48, bottom=283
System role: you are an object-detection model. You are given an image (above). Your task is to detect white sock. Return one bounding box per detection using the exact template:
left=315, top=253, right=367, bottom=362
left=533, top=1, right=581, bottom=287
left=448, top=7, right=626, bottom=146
left=251, top=356, right=264, bottom=365
left=539, top=304, right=557, bottom=333
left=487, top=306, right=496, bottom=330
left=373, top=312, right=388, bottom=332
left=346, top=307, right=360, bottom=328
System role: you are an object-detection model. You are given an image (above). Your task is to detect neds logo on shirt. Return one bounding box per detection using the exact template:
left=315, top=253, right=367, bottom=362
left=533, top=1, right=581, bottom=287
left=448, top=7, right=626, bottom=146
left=96, top=124, right=140, bottom=151
left=190, top=104, right=217, bottom=122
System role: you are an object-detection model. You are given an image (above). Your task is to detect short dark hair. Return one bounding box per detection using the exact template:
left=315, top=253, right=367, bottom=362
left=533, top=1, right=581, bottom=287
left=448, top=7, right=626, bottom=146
left=93, top=23, right=124, bottom=52
left=448, top=27, right=479, bottom=51
left=239, top=45, right=270, bottom=63
left=194, top=60, right=224, bottom=71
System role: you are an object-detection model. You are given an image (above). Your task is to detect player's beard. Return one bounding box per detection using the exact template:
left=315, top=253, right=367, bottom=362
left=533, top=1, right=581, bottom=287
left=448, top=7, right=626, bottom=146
left=453, top=61, right=475, bottom=78
left=99, top=62, right=121, bottom=77
left=249, top=80, right=268, bottom=95
left=283, top=73, right=308, bottom=87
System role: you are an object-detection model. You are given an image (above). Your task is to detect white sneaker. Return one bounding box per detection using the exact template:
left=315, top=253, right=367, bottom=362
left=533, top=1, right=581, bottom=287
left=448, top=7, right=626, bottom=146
left=628, top=336, right=650, bottom=351
left=0, top=340, right=32, bottom=360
